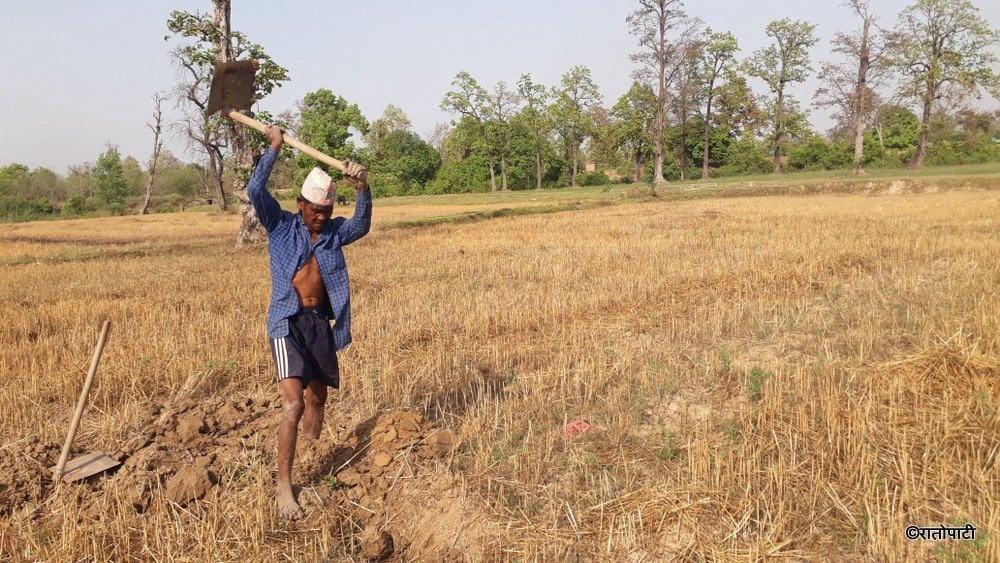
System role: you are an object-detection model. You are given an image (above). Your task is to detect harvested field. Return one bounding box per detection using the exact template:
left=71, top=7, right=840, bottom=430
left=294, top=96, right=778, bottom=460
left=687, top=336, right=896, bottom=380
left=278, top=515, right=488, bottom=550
left=0, top=187, right=997, bottom=560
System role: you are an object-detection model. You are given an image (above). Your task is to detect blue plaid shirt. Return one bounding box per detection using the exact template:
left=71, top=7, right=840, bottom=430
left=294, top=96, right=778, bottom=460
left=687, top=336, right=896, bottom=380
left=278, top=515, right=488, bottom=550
left=248, top=148, right=372, bottom=350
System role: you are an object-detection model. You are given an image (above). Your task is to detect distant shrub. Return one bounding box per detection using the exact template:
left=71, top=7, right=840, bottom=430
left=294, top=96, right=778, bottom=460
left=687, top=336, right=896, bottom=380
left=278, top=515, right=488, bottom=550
left=428, top=157, right=491, bottom=194
left=62, top=196, right=93, bottom=216
left=0, top=196, right=56, bottom=222
left=926, top=137, right=1000, bottom=166
left=719, top=137, right=771, bottom=175
left=788, top=138, right=852, bottom=171
left=369, top=171, right=406, bottom=198
left=578, top=171, right=611, bottom=186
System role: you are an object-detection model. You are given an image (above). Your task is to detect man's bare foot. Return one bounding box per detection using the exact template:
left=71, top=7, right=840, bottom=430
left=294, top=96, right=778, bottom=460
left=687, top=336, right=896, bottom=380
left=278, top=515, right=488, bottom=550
left=277, top=489, right=305, bottom=520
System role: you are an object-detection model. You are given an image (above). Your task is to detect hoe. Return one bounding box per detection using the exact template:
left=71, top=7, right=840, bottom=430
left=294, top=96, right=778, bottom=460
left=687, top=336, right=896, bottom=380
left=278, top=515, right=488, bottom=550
left=52, top=321, right=120, bottom=482
left=207, top=60, right=345, bottom=171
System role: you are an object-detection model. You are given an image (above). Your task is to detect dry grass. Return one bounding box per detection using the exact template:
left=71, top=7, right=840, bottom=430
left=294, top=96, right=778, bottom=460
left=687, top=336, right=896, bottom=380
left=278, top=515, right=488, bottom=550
left=0, top=187, right=997, bottom=560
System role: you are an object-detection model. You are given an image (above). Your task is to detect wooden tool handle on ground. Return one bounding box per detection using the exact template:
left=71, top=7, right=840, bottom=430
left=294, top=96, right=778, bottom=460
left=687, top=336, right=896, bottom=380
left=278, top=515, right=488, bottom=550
left=226, top=110, right=346, bottom=172
left=53, top=320, right=111, bottom=482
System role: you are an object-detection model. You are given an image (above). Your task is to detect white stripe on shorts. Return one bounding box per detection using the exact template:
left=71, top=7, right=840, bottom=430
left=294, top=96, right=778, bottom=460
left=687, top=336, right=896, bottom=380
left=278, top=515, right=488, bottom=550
left=275, top=337, right=289, bottom=381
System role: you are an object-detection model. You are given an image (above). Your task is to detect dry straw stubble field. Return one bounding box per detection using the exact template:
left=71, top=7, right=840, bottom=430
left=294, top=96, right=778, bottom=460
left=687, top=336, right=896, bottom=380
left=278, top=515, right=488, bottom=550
left=0, top=186, right=997, bottom=560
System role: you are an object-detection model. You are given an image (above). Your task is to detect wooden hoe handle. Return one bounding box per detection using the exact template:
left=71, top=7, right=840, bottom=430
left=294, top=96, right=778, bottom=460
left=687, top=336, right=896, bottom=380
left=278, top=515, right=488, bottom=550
left=227, top=110, right=346, bottom=172
left=53, top=320, right=111, bottom=483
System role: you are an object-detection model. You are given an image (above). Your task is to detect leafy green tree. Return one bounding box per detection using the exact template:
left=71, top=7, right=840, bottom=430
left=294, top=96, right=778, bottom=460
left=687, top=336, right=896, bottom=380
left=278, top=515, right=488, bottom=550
left=550, top=65, right=603, bottom=187
left=713, top=75, right=767, bottom=142
left=364, top=104, right=412, bottom=159
left=387, top=131, right=441, bottom=191
left=29, top=167, right=65, bottom=201
left=502, top=117, right=549, bottom=189
left=745, top=18, right=820, bottom=174
left=122, top=156, right=145, bottom=197
left=586, top=105, right=623, bottom=172
left=888, top=0, right=1000, bottom=169
left=94, top=145, right=130, bottom=214
left=429, top=156, right=491, bottom=194
left=163, top=164, right=205, bottom=199
left=295, top=88, right=369, bottom=184
left=720, top=134, right=772, bottom=175
left=441, top=72, right=497, bottom=190
left=363, top=104, right=433, bottom=195
left=873, top=105, right=920, bottom=150
left=516, top=74, right=551, bottom=190
left=439, top=115, right=485, bottom=164
left=611, top=83, right=657, bottom=182
left=698, top=29, right=739, bottom=179
left=787, top=135, right=852, bottom=170
left=0, top=164, right=29, bottom=197
left=482, top=81, right=521, bottom=191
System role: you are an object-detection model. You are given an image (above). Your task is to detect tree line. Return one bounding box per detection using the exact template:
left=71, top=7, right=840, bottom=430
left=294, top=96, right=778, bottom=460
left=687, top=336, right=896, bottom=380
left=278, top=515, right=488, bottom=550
left=1, top=0, right=996, bottom=226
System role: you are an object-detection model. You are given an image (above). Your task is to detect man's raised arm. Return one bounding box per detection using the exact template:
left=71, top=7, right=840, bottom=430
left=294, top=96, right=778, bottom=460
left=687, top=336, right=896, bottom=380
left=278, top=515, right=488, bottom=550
left=247, top=125, right=286, bottom=233
left=337, top=160, right=372, bottom=245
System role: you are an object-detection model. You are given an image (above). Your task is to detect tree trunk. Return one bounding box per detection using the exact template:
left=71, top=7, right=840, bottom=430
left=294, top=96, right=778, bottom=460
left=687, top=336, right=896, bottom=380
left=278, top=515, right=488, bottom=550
left=535, top=151, right=543, bottom=190
left=772, top=88, right=785, bottom=174
left=500, top=155, right=509, bottom=191
left=852, top=18, right=871, bottom=176
left=233, top=126, right=266, bottom=246
left=571, top=146, right=579, bottom=187
left=653, top=100, right=666, bottom=185
left=633, top=154, right=642, bottom=183
left=852, top=117, right=866, bottom=176
left=488, top=162, right=497, bottom=192
left=140, top=95, right=164, bottom=215
left=213, top=0, right=263, bottom=244
left=208, top=150, right=227, bottom=211
left=909, top=92, right=933, bottom=170
left=702, top=91, right=714, bottom=180
left=678, top=107, right=687, bottom=181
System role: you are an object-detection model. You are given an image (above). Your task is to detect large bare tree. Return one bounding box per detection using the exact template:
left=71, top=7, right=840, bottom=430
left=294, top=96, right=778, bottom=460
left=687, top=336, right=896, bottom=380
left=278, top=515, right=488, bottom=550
left=815, top=0, right=890, bottom=175
left=139, top=93, right=166, bottom=215
left=627, top=0, right=695, bottom=186
left=170, top=44, right=228, bottom=212
left=166, top=0, right=287, bottom=245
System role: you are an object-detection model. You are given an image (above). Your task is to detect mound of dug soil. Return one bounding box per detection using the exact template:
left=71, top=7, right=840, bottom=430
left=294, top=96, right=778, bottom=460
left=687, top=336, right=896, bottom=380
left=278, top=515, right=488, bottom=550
left=0, top=437, right=61, bottom=517
left=3, top=394, right=490, bottom=560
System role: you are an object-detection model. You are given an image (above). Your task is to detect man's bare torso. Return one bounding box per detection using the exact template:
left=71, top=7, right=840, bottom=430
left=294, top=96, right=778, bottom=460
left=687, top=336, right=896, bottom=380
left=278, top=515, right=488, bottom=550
left=292, top=253, right=326, bottom=308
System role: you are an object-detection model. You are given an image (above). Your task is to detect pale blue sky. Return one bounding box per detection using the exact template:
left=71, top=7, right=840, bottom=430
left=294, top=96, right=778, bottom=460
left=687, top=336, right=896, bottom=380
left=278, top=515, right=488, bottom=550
left=1, top=0, right=997, bottom=172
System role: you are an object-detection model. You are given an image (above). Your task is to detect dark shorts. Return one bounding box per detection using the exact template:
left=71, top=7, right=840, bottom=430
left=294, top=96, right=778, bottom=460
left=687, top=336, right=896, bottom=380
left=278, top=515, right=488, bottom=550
left=269, top=308, right=340, bottom=388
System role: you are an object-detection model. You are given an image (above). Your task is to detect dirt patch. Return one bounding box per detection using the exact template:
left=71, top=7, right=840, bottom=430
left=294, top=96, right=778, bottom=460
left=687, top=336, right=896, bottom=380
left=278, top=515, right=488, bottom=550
left=0, top=437, right=60, bottom=517
left=1, top=394, right=489, bottom=559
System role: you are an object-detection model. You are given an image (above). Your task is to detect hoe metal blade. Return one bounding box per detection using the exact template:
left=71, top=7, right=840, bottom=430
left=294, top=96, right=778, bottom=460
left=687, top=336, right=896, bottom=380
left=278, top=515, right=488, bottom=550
left=206, top=60, right=258, bottom=116
left=50, top=452, right=121, bottom=482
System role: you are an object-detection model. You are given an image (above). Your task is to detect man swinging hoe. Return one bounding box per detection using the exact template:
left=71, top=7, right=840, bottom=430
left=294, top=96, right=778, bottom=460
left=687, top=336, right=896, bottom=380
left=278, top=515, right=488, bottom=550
left=209, top=59, right=372, bottom=520
left=249, top=125, right=371, bottom=519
